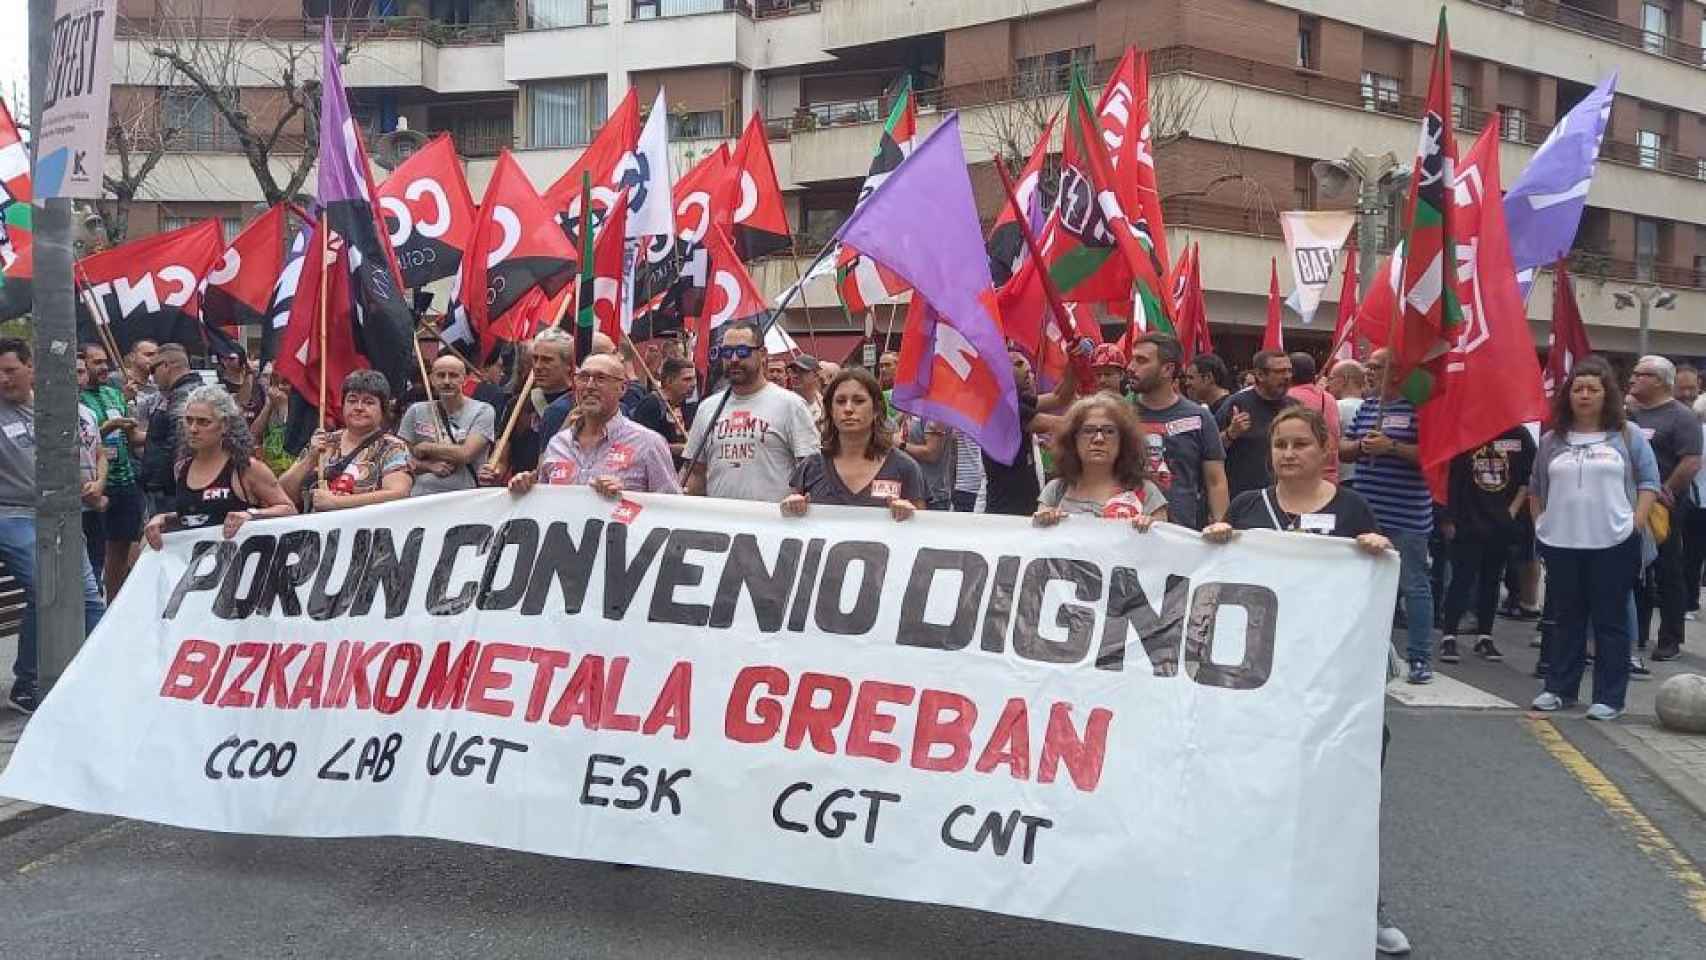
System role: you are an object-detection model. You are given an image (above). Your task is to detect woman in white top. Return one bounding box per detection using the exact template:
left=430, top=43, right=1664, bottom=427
left=1032, top=395, right=1167, bottom=530
left=1528, top=357, right=1661, bottom=721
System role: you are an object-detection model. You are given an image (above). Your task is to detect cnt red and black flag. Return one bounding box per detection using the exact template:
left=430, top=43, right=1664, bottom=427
left=201, top=203, right=292, bottom=355
left=378, top=133, right=477, bottom=289
left=76, top=219, right=226, bottom=353
left=457, top=150, right=579, bottom=358
left=719, top=113, right=792, bottom=261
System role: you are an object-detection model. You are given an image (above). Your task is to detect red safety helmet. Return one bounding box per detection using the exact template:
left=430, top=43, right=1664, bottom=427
left=1090, top=343, right=1128, bottom=369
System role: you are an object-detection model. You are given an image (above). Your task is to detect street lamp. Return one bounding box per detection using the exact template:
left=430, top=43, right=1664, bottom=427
left=1311, top=148, right=1410, bottom=297
left=1613, top=285, right=1678, bottom=358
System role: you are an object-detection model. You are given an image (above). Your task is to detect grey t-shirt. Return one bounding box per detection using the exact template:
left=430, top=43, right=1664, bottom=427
left=1136, top=395, right=1225, bottom=529
left=1630, top=399, right=1703, bottom=494
left=789, top=449, right=926, bottom=508
left=0, top=399, right=35, bottom=517
left=398, top=398, right=496, bottom=497
left=907, top=418, right=953, bottom=505
left=686, top=383, right=821, bottom=502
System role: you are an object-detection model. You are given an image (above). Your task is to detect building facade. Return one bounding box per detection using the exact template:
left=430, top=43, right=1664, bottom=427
left=109, top=0, right=1706, bottom=361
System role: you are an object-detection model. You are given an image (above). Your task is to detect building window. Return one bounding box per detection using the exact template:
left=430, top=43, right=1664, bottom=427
left=1636, top=217, right=1659, bottom=279
left=669, top=109, right=727, bottom=140
left=1360, top=71, right=1401, bottom=112
left=1016, top=46, right=1095, bottom=97
left=632, top=0, right=732, bottom=19
left=1637, top=129, right=1662, bottom=168
left=527, top=0, right=609, bottom=28
left=528, top=76, right=607, bottom=148
left=1451, top=84, right=1471, bottom=127
left=161, top=88, right=230, bottom=151
left=443, top=113, right=514, bottom=158
left=1642, top=2, right=1670, bottom=55
left=1296, top=18, right=1319, bottom=70
left=160, top=216, right=191, bottom=234
left=220, top=217, right=243, bottom=243
left=1501, top=107, right=1528, bottom=142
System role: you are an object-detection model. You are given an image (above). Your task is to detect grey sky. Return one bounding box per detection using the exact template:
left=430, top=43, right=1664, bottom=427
left=1, top=4, right=28, bottom=124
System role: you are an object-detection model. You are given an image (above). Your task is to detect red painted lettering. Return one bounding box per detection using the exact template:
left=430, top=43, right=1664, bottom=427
left=974, top=698, right=1032, bottom=780
left=465, top=642, right=529, bottom=718
left=845, top=680, right=915, bottom=764
left=158, top=637, right=219, bottom=700
left=724, top=665, right=789, bottom=743
left=784, top=672, right=852, bottom=754
left=644, top=661, right=692, bottom=739
left=1037, top=703, right=1112, bottom=791
left=523, top=648, right=571, bottom=723
left=597, top=657, right=643, bottom=732
left=911, top=689, right=978, bottom=772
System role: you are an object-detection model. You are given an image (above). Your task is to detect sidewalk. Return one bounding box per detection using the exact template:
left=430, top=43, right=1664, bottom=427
left=0, top=630, right=34, bottom=825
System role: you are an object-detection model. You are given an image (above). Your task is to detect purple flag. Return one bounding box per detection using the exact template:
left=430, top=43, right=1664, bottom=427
left=835, top=114, right=1021, bottom=463
left=1504, top=73, right=1615, bottom=298
left=316, top=19, right=416, bottom=396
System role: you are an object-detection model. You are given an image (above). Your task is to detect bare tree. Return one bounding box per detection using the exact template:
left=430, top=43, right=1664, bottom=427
left=100, top=104, right=178, bottom=246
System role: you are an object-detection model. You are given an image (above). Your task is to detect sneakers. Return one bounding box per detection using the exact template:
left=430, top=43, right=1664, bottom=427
left=1376, top=909, right=1412, bottom=956
left=1473, top=636, right=1504, bottom=661
left=1532, top=691, right=1566, bottom=712
left=1688, top=611, right=1700, bottom=622
left=6, top=685, right=37, bottom=715
left=1406, top=659, right=1433, bottom=685
left=1586, top=703, right=1623, bottom=721
left=1439, top=636, right=1460, bottom=664
left=1652, top=644, right=1682, bottom=662
left=1630, top=656, right=1651, bottom=679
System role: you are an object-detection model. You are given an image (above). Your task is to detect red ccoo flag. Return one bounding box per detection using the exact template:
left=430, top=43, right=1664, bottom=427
left=1544, top=260, right=1593, bottom=401
left=1262, top=257, right=1284, bottom=352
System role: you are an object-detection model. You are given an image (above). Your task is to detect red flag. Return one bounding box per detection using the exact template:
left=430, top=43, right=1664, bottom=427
left=77, top=219, right=226, bottom=353
left=1191, top=243, right=1214, bottom=356
left=1262, top=257, right=1284, bottom=352
left=1097, top=49, right=1172, bottom=314
left=1545, top=261, right=1593, bottom=400
left=202, top=204, right=289, bottom=339
left=276, top=220, right=364, bottom=424
left=1417, top=120, right=1548, bottom=498
left=694, top=225, right=770, bottom=376
left=463, top=151, right=578, bottom=356
left=378, top=134, right=477, bottom=288
left=720, top=113, right=792, bottom=260
left=0, top=94, right=31, bottom=316
left=1391, top=10, right=1464, bottom=402
left=1168, top=244, right=1210, bottom=361
left=1328, top=246, right=1360, bottom=367
left=545, top=89, right=641, bottom=239
left=590, top=189, right=630, bottom=341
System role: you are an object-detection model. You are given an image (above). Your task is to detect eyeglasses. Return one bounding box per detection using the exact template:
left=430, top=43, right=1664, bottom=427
left=1632, top=370, right=1659, bottom=379
left=1077, top=425, right=1119, bottom=439
left=575, top=371, right=623, bottom=386
left=716, top=345, right=757, bottom=361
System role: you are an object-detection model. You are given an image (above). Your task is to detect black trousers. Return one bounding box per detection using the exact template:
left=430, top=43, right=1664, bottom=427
left=1637, top=517, right=1687, bottom=650
left=1441, top=532, right=1511, bottom=637
left=1683, top=507, right=1706, bottom=613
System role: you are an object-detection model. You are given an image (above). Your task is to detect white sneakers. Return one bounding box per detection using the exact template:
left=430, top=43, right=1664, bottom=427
left=1532, top=691, right=1565, bottom=711
left=1586, top=703, right=1622, bottom=721
left=1376, top=921, right=1412, bottom=955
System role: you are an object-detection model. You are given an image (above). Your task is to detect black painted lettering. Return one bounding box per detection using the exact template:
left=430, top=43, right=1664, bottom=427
left=1011, top=559, right=1103, bottom=664
left=773, top=781, right=811, bottom=833
left=581, top=753, right=621, bottom=806
left=427, top=524, right=493, bottom=615
left=254, top=530, right=321, bottom=617
left=980, top=555, right=1021, bottom=653
left=603, top=525, right=669, bottom=620
left=163, top=540, right=235, bottom=620
left=521, top=520, right=604, bottom=616
left=897, top=549, right=987, bottom=650
left=477, top=520, right=540, bottom=611
left=709, top=535, right=801, bottom=632
left=1098, top=569, right=1190, bottom=674
left=351, top=529, right=424, bottom=618
left=648, top=529, right=730, bottom=627
left=1184, top=583, right=1279, bottom=690
left=309, top=529, right=369, bottom=621
left=786, top=538, right=825, bottom=632
left=814, top=542, right=888, bottom=635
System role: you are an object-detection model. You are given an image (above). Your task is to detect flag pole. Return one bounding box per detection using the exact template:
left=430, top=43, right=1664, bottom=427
left=787, top=235, right=821, bottom=350
left=678, top=235, right=840, bottom=487
left=994, top=155, right=1083, bottom=377
left=73, top=265, right=125, bottom=370
left=489, top=287, right=580, bottom=474
left=316, top=213, right=330, bottom=431
left=573, top=171, right=596, bottom=362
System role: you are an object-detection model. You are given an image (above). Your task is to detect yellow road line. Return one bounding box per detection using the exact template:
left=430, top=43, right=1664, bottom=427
left=15, top=820, right=129, bottom=877
left=1524, top=716, right=1706, bottom=926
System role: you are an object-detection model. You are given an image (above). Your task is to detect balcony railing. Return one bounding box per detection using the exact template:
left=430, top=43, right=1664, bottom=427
left=1465, top=0, right=1705, bottom=67
left=630, top=0, right=751, bottom=19
left=1568, top=249, right=1706, bottom=290
left=116, top=16, right=514, bottom=45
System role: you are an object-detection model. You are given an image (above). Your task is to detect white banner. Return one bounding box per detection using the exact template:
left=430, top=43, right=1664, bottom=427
left=0, top=491, right=1395, bottom=960
left=1280, top=211, right=1356, bottom=326
left=35, top=0, right=117, bottom=199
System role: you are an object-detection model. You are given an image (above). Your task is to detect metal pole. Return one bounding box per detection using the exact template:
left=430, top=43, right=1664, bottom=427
left=1639, top=295, right=1651, bottom=359
left=29, top=0, right=91, bottom=685
left=1357, top=178, right=1380, bottom=299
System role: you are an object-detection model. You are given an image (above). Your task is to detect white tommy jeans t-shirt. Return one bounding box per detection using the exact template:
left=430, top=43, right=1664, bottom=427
left=686, top=383, right=821, bottom=503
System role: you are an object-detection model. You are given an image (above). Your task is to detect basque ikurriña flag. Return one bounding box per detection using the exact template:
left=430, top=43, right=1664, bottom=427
left=304, top=18, right=416, bottom=398
left=0, top=97, right=32, bottom=321
left=835, top=114, right=1021, bottom=465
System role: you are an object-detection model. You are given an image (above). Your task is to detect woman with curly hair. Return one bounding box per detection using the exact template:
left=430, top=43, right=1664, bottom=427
left=143, top=385, right=295, bottom=549
left=1033, top=395, right=1168, bottom=529
left=781, top=366, right=925, bottom=523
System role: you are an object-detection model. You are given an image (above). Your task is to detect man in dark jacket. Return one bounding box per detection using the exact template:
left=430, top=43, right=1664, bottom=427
left=137, top=343, right=201, bottom=514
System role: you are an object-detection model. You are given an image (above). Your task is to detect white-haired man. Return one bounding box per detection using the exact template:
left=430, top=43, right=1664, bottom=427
left=1629, top=355, right=1702, bottom=663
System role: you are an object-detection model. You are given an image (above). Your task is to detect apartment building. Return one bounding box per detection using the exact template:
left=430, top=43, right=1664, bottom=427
left=108, top=0, right=1706, bottom=361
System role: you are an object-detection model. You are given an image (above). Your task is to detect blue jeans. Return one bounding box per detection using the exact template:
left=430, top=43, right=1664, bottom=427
left=0, top=515, right=106, bottom=691
left=1539, top=536, right=1640, bottom=710
left=1391, top=529, right=1435, bottom=663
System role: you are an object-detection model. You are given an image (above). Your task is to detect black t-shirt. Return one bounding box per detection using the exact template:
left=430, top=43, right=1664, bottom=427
left=505, top=388, right=569, bottom=474
left=789, top=449, right=926, bottom=507
left=1630, top=399, right=1702, bottom=489
left=1446, top=426, right=1536, bottom=538
left=1216, top=387, right=1298, bottom=500
left=983, top=392, right=1041, bottom=516
left=631, top=392, right=697, bottom=468
left=1225, top=485, right=1379, bottom=539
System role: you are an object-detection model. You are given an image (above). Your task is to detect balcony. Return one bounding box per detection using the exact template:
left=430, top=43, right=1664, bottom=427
left=631, top=0, right=752, bottom=18
left=1464, top=0, right=1705, bottom=67
left=116, top=15, right=514, bottom=46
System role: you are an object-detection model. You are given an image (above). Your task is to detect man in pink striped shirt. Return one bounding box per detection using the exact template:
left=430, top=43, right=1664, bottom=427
left=508, top=354, right=681, bottom=498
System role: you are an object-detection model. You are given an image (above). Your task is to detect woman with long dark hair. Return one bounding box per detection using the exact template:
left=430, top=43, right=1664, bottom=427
left=143, top=385, right=295, bottom=549
left=1032, top=395, right=1167, bottom=529
left=1529, top=356, right=1660, bottom=721
left=781, top=367, right=924, bottom=522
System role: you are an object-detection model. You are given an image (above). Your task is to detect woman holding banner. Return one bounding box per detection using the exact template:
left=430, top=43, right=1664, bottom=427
left=1200, top=404, right=1407, bottom=956
left=279, top=371, right=414, bottom=514
left=781, top=368, right=924, bottom=522
left=142, top=386, right=296, bottom=549
left=1031, top=396, right=1167, bottom=529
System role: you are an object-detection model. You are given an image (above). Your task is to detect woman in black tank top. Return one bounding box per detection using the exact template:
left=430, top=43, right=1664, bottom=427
left=144, top=386, right=295, bottom=550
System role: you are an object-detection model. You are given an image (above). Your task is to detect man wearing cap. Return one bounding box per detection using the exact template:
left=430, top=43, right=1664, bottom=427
left=790, top=354, right=826, bottom=436
left=213, top=345, right=266, bottom=436
left=1090, top=343, right=1130, bottom=399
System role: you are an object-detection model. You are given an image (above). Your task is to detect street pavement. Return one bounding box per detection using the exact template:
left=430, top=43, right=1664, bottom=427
left=2, top=618, right=1706, bottom=958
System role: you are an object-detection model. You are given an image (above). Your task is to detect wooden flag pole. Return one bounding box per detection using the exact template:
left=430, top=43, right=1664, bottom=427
left=489, top=288, right=580, bottom=471
left=316, top=213, right=330, bottom=430
left=73, top=265, right=125, bottom=369
left=786, top=235, right=821, bottom=349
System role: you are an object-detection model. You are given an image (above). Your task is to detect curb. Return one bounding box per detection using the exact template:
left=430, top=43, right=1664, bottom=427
left=1593, top=720, right=1706, bottom=820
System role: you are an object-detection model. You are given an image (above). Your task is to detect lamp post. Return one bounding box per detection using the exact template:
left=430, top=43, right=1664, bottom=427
left=1613, top=285, right=1678, bottom=358
left=1310, top=148, right=1410, bottom=297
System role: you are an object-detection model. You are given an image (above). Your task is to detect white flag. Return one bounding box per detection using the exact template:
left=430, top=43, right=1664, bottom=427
left=625, top=88, right=676, bottom=240
left=1279, top=211, right=1356, bottom=325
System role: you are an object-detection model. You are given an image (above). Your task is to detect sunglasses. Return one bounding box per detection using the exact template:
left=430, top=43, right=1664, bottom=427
left=716, top=345, right=757, bottom=361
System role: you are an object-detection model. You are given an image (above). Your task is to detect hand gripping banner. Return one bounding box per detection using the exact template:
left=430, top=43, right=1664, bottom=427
left=0, top=491, right=1396, bottom=960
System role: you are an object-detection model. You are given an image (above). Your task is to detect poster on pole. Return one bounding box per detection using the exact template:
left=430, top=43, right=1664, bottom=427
left=34, top=0, right=117, bottom=199
left=0, top=490, right=1397, bottom=960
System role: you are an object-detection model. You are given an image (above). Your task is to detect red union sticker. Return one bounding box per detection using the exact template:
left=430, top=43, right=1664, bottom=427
left=611, top=498, right=644, bottom=525
left=541, top=460, right=577, bottom=485
left=870, top=479, right=902, bottom=501
left=606, top=443, right=634, bottom=471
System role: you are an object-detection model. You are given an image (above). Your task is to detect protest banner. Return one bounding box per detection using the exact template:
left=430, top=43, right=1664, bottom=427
left=0, top=490, right=1396, bottom=960
left=35, top=0, right=117, bottom=199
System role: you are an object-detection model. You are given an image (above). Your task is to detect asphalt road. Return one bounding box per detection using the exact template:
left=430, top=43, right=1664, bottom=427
left=1, top=625, right=1704, bottom=958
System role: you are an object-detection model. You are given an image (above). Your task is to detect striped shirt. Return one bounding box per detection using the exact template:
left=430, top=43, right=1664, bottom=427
left=1346, top=397, right=1434, bottom=535
left=953, top=428, right=983, bottom=494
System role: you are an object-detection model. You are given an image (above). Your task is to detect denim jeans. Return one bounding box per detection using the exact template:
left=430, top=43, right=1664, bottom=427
left=1539, top=535, right=1640, bottom=710
left=1390, top=529, right=1435, bottom=663
left=0, top=515, right=107, bottom=691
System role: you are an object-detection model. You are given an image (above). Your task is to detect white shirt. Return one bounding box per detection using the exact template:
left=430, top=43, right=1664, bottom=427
left=1537, top=431, right=1635, bottom=549
left=685, top=383, right=821, bottom=502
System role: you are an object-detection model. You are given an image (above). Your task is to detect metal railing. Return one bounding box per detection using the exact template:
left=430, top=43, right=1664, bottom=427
left=630, top=0, right=751, bottom=19
left=1568, top=249, right=1706, bottom=290
left=116, top=16, right=515, bottom=45
left=1464, top=0, right=1705, bottom=67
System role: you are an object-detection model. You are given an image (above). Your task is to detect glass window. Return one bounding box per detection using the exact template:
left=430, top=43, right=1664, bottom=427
left=1451, top=84, right=1471, bottom=127
left=527, top=76, right=608, bottom=148
left=1501, top=107, right=1528, bottom=143
left=1296, top=22, right=1317, bottom=70
left=161, top=88, right=230, bottom=151
left=1642, top=2, right=1669, bottom=55
left=1637, top=129, right=1662, bottom=168
left=1636, top=218, right=1659, bottom=279
left=632, top=0, right=731, bottom=19
left=668, top=110, right=726, bottom=140
left=527, top=0, right=608, bottom=28
left=1360, top=71, right=1400, bottom=112
left=1016, top=46, right=1095, bottom=97
left=220, top=218, right=243, bottom=243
